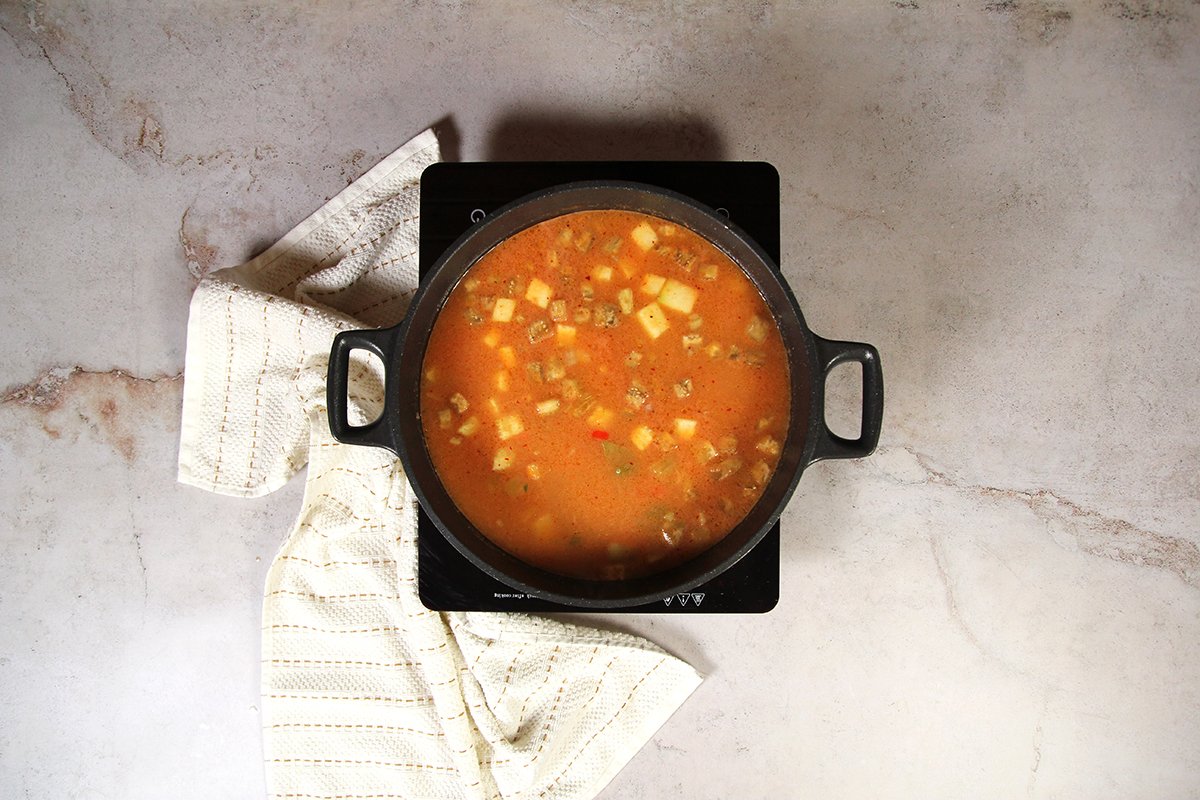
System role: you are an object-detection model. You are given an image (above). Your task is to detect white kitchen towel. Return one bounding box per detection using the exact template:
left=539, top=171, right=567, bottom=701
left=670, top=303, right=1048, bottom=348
left=177, top=128, right=702, bottom=800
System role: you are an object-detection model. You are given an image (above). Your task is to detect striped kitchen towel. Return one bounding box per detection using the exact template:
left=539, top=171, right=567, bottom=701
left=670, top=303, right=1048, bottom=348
left=177, top=128, right=702, bottom=800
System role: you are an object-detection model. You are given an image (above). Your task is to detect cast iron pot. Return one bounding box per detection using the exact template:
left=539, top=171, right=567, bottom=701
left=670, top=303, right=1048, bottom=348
left=328, top=180, right=883, bottom=608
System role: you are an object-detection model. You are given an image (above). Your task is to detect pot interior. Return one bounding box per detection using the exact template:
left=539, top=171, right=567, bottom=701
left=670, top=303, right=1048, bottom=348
left=393, top=181, right=815, bottom=607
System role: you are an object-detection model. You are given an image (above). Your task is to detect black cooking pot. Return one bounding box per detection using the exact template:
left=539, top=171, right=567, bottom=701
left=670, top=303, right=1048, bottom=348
left=328, top=180, right=882, bottom=608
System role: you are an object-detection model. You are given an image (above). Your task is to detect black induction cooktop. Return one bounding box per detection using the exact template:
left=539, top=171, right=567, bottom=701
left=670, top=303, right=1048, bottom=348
left=416, top=161, right=781, bottom=613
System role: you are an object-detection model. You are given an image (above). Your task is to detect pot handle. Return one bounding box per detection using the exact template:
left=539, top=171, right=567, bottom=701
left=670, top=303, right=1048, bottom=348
left=327, top=327, right=399, bottom=453
left=809, top=335, right=884, bottom=462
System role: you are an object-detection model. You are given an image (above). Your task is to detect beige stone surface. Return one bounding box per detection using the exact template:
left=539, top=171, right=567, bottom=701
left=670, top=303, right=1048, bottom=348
left=2, top=2, right=1198, bottom=797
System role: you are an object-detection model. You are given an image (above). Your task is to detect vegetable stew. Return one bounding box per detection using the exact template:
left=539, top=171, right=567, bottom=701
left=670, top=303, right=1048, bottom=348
left=420, top=209, right=791, bottom=580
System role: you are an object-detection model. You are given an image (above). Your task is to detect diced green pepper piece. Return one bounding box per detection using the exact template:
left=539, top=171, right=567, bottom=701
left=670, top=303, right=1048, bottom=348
left=600, top=440, right=635, bottom=475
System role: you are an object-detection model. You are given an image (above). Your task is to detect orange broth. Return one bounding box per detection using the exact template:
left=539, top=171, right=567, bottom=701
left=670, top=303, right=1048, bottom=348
left=420, top=209, right=791, bottom=580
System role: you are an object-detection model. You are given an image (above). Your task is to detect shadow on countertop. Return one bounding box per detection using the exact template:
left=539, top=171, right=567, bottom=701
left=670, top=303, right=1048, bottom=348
left=484, top=112, right=727, bottom=161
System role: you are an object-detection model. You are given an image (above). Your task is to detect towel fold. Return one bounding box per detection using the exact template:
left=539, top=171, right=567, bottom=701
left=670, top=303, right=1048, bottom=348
left=177, top=128, right=702, bottom=800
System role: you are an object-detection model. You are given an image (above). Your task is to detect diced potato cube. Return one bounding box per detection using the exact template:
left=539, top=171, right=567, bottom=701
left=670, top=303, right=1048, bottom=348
left=655, top=431, right=677, bottom=450
left=438, top=409, right=452, bottom=429
left=457, top=416, right=481, bottom=436
left=657, top=278, right=698, bottom=314
left=640, top=273, right=667, bottom=296
left=746, top=315, right=770, bottom=343
left=674, top=418, right=697, bottom=440
left=485, top=397, right=501, bottom=415
left=525, top=278, right=554, bottom=309
left=751, top=460, right=771, bottom=485
left=630, top=425, right=655, bottom=451
left=688, top=314, right=703, bottom=330
left=555, top=324, right=577, bottom=346
left=717, top=435, right=738, bottom=454
left=449, top=393, right=469, bottom=413
left=617, top=287, right=634, bottom=314
left=495, top=371, right=510, bottom=391
left=498, top=346, right=517, bottom=368
left=482, top=329, right=502, bottom=348
left=711, top=457, right=743, bottom=481
left=635, top=302, right=671, bottom=339
left=602, top=564, right=627, bottom=580
left=618, top=259, right=638, bottom=279
left=661, top=523, right=684, bottom=548
left=536, top=398, right=561, bottom=415
left=699, top=263, right=718, bottom=280
left=756, top=436, right=782, bottom=456
left=560, top=379, right=581, bottom=401
left=424, top=366, right=438, bottom=382
left=696, top=440, right=719, bottom=462
left=630, top=222, right=658, bottom=251
left=625, top=351, right=643, bottom=368
left=587, top=406, right=614, bottom=429
left=533, top=514, right=555, bottom=536
left=464, top=277, right=481, bottom=292
left=556, top=227, right=573, bottom=245
left=527, top=463, right=542, bottom=480
left=682, top=334, right=703, bottom=354
left=492, top=298, right=516, bottom=322
left=493, top=447, right=516, bottom=471
left=573, top=306, right=592, bottom=324
left=543, top=360, right=566, bottom=381
left=591, top=264, right=614, bottom=282
left=574, top=230, right=593, bottom=252
left=497, top=414, right=524, bottom=440
left=705, top=341, right=724, bottom=359
left=680, top=475, right=696, bottom=498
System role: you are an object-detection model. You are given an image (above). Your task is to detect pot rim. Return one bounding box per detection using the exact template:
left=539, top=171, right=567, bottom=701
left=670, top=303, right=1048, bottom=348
left=398, top=180, right=811, bottom=607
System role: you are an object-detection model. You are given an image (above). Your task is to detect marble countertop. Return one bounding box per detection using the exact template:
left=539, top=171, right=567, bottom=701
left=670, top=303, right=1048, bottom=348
left=2, top=2, right=1198, bottom=797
